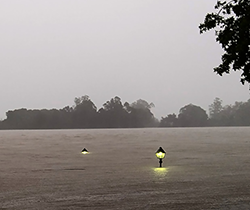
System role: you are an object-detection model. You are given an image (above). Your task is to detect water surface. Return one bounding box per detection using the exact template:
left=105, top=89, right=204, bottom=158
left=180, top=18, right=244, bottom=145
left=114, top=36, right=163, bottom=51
left=1, top=127, right=250, bottom=209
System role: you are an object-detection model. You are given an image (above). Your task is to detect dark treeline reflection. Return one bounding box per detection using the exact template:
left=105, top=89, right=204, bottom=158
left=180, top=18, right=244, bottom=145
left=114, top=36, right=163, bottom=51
left=1, top=96, right=250, bottom=129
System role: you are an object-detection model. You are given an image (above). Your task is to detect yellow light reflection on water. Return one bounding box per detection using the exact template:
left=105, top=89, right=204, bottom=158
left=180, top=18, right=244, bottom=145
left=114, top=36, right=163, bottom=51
left=153, top=167, right=169, bottom=177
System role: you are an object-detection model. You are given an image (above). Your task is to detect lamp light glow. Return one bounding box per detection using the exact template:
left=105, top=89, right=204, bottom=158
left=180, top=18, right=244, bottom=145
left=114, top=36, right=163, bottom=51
left=81, top=148, right=89, bottom=154
left=156, top=152, right=165, bottom=159
left=155, top=147, right=166, bottom=167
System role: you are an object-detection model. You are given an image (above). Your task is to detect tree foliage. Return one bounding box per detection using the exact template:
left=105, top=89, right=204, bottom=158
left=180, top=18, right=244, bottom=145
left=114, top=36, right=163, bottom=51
left=129, top=99, right=156, bottom=127
left=72, top=95, right=98, bottom=128
left=178, top=104, right=208, bottom=127
left=160, top=104, right=208, bottom=127
left=199, top=0, right=250, bottom=83
left=2, top=96, right=250, bottom=129
left=98, top=96, right=129, bottom=128
left=208, top=98, right=250, bottom=126
left=209, top=97, right=223, bottom=118
left=160, top=114, right=178, bottom=127
left=0, top=96, right=157, bottom=129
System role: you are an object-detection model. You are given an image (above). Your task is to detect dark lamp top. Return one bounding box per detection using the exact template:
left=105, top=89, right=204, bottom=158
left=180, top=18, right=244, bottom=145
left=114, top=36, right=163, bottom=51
left=81, top=148, right=89, bottom=154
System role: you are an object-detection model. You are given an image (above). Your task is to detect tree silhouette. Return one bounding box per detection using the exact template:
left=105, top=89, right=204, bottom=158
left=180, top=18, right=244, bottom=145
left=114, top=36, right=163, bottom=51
left=72, top=95, right=98, bottom=128
left=178, top=104, right=208, bottom=127
left=200, top=0, right=250, bottom=83
left=130, top=99, right=156, bottom=127
left=98, top=96, right=129, bottom=128
left=160, top=114, right=178, bottom=127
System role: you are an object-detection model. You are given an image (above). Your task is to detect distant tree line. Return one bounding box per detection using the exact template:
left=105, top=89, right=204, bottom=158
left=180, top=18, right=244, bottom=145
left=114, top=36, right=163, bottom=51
left=207, top=97, right=250, bottom=126
left=160, top=104, right=208, bottom=127
left=0, top=96, right=157, bottom=129
left=0, top=96, right=250, bottom=129
left=160, top=98, right=250, bottom=127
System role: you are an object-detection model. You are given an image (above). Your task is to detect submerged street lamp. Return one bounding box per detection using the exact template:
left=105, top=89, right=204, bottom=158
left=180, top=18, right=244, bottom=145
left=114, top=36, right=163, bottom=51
left=155, top=147, right=166, bottom=167
left=81, top=148, right=89, bottom=154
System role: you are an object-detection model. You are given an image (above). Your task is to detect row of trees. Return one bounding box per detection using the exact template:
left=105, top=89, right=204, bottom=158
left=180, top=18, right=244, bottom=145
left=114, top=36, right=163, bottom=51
left=160, top=104, right=208, bottom=127
left=208, top=97, right=250, bottom=126
left=0, top=96, right=157, bottom=129
left=1, top=96, right=250, bottom=129
left=160, top=98, right=250, bottom=127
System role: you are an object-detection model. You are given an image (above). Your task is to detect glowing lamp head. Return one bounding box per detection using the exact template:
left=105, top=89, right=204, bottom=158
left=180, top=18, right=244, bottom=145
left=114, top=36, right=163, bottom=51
left=81, top=148, right=89, bottom=154
left=155, top=147, right=166, bottom=159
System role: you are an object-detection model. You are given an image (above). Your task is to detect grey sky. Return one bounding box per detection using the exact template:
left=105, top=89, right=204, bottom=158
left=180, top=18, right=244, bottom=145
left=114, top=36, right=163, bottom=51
left=0, top=1, right=249, bottom=120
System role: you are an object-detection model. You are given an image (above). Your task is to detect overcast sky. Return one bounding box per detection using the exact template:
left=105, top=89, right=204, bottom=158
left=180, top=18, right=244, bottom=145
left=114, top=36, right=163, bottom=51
left=0, top=1, right=249, bottom=120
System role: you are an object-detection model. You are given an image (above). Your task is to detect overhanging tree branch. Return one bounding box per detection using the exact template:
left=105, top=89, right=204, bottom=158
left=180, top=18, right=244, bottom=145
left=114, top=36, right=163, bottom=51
left=200, top=0, right=250, bottom=84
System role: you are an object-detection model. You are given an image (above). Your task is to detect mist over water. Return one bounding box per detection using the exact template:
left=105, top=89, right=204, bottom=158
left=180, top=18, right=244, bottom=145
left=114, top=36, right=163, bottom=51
left=1, top=127, right=250, bottom=209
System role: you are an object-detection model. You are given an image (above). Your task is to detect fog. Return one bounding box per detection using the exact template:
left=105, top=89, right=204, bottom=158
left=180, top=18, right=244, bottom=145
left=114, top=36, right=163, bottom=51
left=0, top=1, right=249, bottom=120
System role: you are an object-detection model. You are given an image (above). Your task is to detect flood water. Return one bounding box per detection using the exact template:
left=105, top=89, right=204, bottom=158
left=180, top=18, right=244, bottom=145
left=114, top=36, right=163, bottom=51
left=1, top=127, right=250, bottom=209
